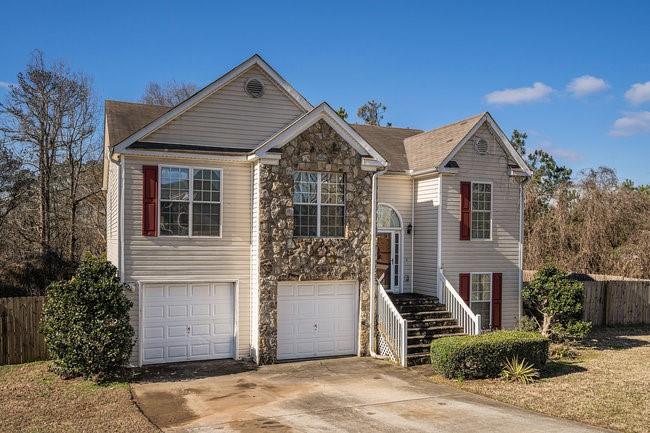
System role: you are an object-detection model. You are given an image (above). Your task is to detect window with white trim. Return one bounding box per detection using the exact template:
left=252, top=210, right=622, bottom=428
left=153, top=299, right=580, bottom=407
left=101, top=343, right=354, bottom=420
left=470, top=273, right=492, bottom=330
left=159, top=166, right=221, bottom=237
left=471, top=182, right=492, bottom=239
left=293, top=171, right=345, bottom=237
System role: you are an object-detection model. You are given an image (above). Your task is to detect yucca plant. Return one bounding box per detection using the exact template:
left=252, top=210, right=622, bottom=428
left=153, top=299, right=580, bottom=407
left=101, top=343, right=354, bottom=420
left=500, top=356, right=540, bottom=384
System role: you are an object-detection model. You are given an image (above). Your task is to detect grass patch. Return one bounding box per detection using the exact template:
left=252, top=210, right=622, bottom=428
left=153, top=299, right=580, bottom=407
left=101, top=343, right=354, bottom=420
left=427, top=326, right=650, bottom=433
left=0, top=362, right=158, bottom=433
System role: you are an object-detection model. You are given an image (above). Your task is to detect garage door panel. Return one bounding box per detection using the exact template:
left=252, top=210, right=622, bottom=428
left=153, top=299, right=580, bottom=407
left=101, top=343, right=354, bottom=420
left=277, top=280, right=357, bottom=360
left=317, top=284, right=335, bottom=296
left=141, top=281, right=235, bottom=365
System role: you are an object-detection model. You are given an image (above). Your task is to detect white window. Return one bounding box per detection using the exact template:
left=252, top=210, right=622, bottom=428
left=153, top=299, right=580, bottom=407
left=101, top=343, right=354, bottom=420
left=159, top=166, right=221, bottom=237
left=470, top=273, right=492, bottom=330
left=293, top=172, right=345, bottom=237
left=471, top=182, right=492, bottom=240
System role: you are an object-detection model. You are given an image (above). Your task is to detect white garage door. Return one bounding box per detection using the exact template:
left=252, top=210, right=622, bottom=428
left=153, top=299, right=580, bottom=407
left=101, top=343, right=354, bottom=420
left=277, top=280, right=358, bottom=360
left=141, top=281, right=235, bottom=365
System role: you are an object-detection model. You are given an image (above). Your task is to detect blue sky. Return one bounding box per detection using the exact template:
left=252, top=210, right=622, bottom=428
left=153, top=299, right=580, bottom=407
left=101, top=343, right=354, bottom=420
left=1, top=0, right=649, bottom=183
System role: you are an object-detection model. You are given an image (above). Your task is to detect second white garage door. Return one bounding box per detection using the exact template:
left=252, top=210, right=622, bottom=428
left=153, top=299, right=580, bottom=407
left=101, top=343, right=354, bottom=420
left=277, top=280, right=358, bottom=360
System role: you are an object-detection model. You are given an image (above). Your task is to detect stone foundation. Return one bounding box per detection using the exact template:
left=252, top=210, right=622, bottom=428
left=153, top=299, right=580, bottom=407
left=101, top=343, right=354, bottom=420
left=257, top=120, right=373, bottom=364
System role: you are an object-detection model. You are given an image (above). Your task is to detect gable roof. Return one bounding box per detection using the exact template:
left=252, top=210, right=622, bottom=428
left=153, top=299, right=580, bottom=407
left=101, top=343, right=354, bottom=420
left=403, top=113, right=485, bottom=172
left=112, top=54, right=312, bottom=153
left=351, top=124, right=423, bottom=172
left=105, top=100, right=169, bottom=146
left=253, top=103, right=388, bottom=165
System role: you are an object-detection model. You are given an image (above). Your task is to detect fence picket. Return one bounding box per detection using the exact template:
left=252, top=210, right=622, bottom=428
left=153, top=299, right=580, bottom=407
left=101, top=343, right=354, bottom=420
left=0, top=296, right=48, bottom=365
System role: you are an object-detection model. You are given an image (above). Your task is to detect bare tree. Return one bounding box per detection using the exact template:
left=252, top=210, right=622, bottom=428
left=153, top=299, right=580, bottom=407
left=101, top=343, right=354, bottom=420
left=141, top=80, right=197, bottom=106
left=0, top=139, right=31, bottom=228
left=0, top=51, right=83, bottom=254
left=357, top=100, right=387, bottom=126
left=0, top=50, right=104, bottom=284
left=56, top=74, right=100, bottom=259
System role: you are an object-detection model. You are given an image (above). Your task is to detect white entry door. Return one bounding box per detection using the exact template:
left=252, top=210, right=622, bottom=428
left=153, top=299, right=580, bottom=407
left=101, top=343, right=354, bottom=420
left=277, top=280, right=358, bottom=360
left=141, top=281, right=235, bottom=365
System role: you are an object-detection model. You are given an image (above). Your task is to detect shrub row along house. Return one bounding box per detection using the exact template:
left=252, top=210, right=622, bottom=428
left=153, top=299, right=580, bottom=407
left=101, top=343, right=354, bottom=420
left=102, top=55, right=531, bottom=367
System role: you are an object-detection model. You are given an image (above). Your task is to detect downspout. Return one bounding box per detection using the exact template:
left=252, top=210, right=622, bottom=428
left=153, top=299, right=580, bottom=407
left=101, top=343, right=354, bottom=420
left=369, top=166, right=387, bottom=358
left=518, top=177, right=528, bottom=320
left=410, top=177, right=415, bottom=293
left=119, top=155, right=125, bottom=282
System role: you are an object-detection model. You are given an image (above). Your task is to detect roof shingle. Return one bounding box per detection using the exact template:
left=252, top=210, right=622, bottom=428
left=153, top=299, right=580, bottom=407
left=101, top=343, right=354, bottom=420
left=105, top=100, right=169, bottom=147
left=104, top=99, right=488, bottom=173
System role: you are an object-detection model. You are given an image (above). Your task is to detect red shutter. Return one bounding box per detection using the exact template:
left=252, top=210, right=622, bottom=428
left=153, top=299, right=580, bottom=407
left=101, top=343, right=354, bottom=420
left=492, top=273, right=502, bottom=330
left=142, top=165, right=158, bottom=237
left=460, top=181, right=471, bottom=240
left=459, top=273, right=470, bottom=304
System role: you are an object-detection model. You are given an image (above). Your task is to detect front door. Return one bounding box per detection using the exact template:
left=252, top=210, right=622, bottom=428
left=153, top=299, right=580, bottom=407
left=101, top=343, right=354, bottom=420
left=376, top=231, right=400, bottom=292
left=376, top=233, right=391, bottom=289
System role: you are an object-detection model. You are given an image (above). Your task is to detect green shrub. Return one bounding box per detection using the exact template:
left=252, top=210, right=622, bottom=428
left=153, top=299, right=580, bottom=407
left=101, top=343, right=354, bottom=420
left=41, top=254, right=134, bottom=381
left=551, top=320, right=592, bottom=341
left=515, top=315, right=540, bottom=332
left=523, top=265, right=587, bottom=339
left=430, top=331, right=549, bottom=379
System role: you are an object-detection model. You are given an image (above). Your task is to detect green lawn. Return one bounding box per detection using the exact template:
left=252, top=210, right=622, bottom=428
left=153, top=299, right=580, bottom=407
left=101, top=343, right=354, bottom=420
left=0, top=362, right=158, bottom=433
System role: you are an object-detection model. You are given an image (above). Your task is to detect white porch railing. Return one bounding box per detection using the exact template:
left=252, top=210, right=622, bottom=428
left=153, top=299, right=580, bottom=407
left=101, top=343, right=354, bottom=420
left=438, top=270, right=482, bottom=335
left=376, top=281, right=408, bottom=366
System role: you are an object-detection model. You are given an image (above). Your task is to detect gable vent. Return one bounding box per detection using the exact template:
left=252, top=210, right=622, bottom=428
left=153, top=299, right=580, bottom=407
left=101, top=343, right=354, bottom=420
left=245, top=78, right=264, bottom=98
left=474, top=138, right=488, bottom=155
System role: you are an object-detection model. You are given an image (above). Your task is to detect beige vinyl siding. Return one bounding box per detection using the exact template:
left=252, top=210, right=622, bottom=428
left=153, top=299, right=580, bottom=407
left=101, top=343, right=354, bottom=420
left=413, top=175, right=440, bottom=296
left=377, top=175, right=413, bottom=292
left=249, top=162, right=260, bottom=362
left=142, top=65, right=305, bottom=149
left=106, top=158, right=120, bottom=266
left=440, top=123, right=522, bottom=329
left=122, top=155, right=252, bottom=363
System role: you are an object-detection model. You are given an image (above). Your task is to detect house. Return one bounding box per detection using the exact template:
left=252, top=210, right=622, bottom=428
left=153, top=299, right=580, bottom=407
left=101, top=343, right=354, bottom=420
left=102, top=54, right=531, bottom=367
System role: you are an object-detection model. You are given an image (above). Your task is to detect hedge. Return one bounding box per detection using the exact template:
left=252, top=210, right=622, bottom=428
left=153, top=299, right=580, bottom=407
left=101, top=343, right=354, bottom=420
left=430, top=331, right=549, bottom=379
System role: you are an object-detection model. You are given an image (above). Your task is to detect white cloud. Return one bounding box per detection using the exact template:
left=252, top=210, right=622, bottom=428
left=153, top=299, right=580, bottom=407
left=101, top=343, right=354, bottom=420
left=624, top=81, right=650, bottom=105
left=536, top=139, right=583, bottom=162
left=485, top=82, right=553, bottom=105
left=566, top=75, right=608, bottom=97
left=609, top=111, right=650, bottom=136
left=0, top=81, right=13, bottom=90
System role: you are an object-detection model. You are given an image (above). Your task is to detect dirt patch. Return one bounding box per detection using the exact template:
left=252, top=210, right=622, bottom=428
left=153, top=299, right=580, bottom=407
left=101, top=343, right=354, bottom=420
left=227, top=417, right=295, bottom=432
left=135, top=390, right=199, bottom=428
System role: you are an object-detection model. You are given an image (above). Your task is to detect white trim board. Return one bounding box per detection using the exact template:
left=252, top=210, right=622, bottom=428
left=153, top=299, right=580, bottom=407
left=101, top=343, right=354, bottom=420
left=252, top=102, right=387, bottom=166
left=113, top=54, right=313, bottom=154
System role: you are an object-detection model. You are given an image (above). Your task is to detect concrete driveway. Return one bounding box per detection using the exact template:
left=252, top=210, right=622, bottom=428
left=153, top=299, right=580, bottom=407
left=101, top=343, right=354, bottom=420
left=131, top=357, right=609, bottom=433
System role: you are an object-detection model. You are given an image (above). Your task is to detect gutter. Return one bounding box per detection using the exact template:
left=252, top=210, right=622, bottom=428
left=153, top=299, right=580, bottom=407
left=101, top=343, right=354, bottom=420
left=369, top=166, right=387, bottom=358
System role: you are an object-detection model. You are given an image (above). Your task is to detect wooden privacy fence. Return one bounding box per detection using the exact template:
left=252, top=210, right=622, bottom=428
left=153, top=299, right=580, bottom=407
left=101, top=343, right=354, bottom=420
left=0, top=296, right=48, bottom=365
left=524, top=271, right=650, bottom=327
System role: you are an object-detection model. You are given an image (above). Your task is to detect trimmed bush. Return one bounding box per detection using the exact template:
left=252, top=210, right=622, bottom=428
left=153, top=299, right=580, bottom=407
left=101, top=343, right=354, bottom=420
left=430, top=331, right=549, bottom=379
left=41, top=254, right=134, bottom=381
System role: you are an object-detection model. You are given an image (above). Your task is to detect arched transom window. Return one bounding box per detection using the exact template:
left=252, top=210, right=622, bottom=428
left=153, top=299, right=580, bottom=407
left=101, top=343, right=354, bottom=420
left=377, top=204, right=401, bottom=230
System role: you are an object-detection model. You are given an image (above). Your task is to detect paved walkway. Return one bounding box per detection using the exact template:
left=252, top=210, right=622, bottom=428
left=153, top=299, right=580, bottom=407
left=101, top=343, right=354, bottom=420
left=131, top=357, right=611, bottom=433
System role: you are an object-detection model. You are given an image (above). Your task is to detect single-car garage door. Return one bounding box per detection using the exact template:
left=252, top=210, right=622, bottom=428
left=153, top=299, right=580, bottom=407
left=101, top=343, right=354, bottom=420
left=277, top=280, right=358, bottom=360
left=141, top=281, right=235, bottom=365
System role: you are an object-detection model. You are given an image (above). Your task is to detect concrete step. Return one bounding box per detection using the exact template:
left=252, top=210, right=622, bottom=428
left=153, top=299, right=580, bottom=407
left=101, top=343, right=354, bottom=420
left=400, top=311, right=452, bottom=321
left=406, top=333, right=466, bottom=354
left=394, top=304, right=448, bottom=314
left=406, top=352, right=431, bottom=366
left=407, top=326, right=465, bottom=339
left=407, top=318, right=459, bottom=329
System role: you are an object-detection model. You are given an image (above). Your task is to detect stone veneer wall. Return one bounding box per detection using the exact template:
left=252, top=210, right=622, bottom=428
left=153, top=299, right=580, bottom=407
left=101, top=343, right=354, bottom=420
left=257, top=119, right=373, bottom=364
